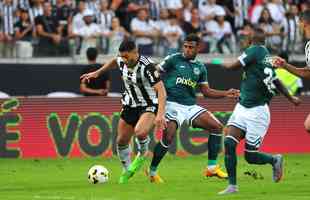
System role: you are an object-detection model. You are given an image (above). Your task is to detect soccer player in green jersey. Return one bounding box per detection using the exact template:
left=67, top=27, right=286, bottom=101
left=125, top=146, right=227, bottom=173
left=219, top=28, right=301, bottom=195
left=274, top=10, right=310, bottom=133
left=146, top=34, right=240, bottom=183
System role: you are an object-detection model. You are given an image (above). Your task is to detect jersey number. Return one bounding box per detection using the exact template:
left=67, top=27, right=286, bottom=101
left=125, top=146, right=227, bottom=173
left=263, top=67, right=276, bottom=95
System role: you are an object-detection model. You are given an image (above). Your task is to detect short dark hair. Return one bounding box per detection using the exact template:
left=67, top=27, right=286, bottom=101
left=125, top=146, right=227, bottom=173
left=184, top=33, right=200, bottom=43
left=252, top=27, right=266, bottom=45
left=86, top=47, right=98, bottom=61
left=301, top=10, right=310, bottom=23
left=118, top=39, right=136, bottom=53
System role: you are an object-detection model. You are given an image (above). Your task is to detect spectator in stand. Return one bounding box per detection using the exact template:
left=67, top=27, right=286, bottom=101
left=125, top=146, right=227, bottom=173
left=215, top=10, right=234, bottom=54
left=130, top=8, right=158, bottom=55
left=250, top=0, right=268, bottom=25
left=108, top=16, right=130, bottom=54
left=35, top=1, right=63, bottom=56
left=198, top=0, right=224, bottom=23
left=182, top=0, right=193, bottom=22
left=85, top=0, right=100, bottom=15
left=74, top=9, right=102, bottom=56
left=0, top=0, right=16, bottom=58
left=281, top=4, right=302, bottom=54
left=160, top=0, right=183, bottom=16
left=182, top=8, right=203, bottom=36
left=70, top=0, right=86, bottom=55
left=97, top=0, right=115, bottom=53
left=29, top=0, right=44, bottom=25
left=258, top=8, right=282, bottom=53
left=14, top=8, right=34, bottom=58
left=80, top=47, right=110, bottom=96
left=267, top=0, right=286, bottom=24
left=162, top=14, right=184, bottom=55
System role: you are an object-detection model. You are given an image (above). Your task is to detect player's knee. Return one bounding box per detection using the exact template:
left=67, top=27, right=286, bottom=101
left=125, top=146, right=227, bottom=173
left=224, top=137, right=237, bottom=153
left=212, top=123, right=224, bottom=133
left=162, top=132, right=175, bottom=146
left=134, top=127, right=148, bottom=140
left=244, top=151, right=257, bottom=164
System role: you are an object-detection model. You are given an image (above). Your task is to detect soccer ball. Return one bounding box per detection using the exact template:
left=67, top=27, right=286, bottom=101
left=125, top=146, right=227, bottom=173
left=88, top=165, right=109, bottom=184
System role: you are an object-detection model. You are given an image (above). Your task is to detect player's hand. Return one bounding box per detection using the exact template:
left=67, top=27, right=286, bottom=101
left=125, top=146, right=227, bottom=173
left=154, top=114, right=167, bottom=132
left=272, top=56, right=287, bottom=68
left=226, top=89, right=240, bottom=98
left=97, top=89, right=108, bottom=96
left=291, top=96, right=301, bottom=106
left=80, top=71, right=99, bottom=83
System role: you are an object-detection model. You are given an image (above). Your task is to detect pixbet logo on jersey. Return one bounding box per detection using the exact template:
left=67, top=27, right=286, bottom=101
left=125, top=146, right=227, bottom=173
left=176, top=77, right=197, bottom=88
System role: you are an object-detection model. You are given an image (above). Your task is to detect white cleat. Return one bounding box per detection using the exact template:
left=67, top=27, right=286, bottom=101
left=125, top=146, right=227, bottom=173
left=218, top=185, right=239, bottom=195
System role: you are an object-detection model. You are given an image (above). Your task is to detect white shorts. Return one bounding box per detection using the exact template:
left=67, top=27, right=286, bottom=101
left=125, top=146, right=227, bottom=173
left=227, top=103, right=270, bottom=149
left=165, top=101, right=207, bottom=128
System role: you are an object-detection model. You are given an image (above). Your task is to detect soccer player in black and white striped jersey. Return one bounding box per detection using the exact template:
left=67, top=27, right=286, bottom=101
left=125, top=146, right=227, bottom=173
left=81, top=40, right=167, bottom=183
left=274, top=10, right=310, bottom=133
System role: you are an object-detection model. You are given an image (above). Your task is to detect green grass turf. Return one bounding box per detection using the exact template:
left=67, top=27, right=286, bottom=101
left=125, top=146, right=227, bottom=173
left=0, top=154, right=309, bottom=200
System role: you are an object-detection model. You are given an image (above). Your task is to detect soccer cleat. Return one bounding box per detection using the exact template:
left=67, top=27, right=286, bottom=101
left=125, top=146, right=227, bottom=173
left=119, top=154, right=146, bottom=184
left=272, top=154, right=283, bottom=182
left=145, top=169, right=164, bottom=183
left=204, top=165, right=228, bottom=179
left=218, top=185, right=239, bottom=195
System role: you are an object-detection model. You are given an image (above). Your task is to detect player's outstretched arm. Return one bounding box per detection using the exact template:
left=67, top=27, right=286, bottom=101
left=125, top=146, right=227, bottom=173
left=153, top=81, right=167, bottom=130
left=273, top=79, right=301, bottom=106
left=274, top=57, right=310, bottom=79
left=80, top=58, right=118, bottom=83
left=222, top=60, right=243, bottom=70
left=199, top=84, right=240, bottom=99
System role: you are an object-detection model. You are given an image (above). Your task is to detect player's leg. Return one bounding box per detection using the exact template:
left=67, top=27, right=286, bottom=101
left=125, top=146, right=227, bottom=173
left=116, top=118, right=135, bottom=172
left=149, top=120, right=178, bottom=182
left=218, top=125, right=244, bottom=195
left=148, top=101, right=184, bottom=183
left=304, top=113, right=310, bottom=133
left=122, top=111, right=156, bottom=181
left=243, top=105, right=283, bottom=183
left=190, top=108, right=226, bottom=178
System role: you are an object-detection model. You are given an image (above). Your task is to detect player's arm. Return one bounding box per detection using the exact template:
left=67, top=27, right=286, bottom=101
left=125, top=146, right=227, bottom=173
left=145, top=64, right=167, bottom=130
left=282, top=63, right=310, bottom=79
left=199, top=83, right=239, bottom=99
left=273, top=78, right=301, bottom=106
left=80, top=58, right=117, bottom=83
left=79, top=82, right=107, bottom=96
left=224, top=48, right=256, bottom=70
left=274, top=57, right=310, bottom=79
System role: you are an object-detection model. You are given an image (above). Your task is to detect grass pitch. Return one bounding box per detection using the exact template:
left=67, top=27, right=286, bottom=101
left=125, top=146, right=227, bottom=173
left=0, top=154, right=309, bottom=200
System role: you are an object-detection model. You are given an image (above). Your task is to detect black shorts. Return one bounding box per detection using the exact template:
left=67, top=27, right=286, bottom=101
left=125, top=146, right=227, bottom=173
left=120, top=105, right=158, bottom=126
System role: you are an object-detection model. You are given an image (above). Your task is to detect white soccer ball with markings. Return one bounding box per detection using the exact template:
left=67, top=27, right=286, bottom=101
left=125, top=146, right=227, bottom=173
left=88, top=165, right=109, bottom=184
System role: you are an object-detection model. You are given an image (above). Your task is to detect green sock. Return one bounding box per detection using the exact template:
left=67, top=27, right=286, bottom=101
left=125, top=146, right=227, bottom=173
left=245, top=151, right=275, bottom=165
left=150, top=141, right=169, bottom=174
left=224, top=137, right=238, bottom=185
left=208, top=133, right=222, bottom=162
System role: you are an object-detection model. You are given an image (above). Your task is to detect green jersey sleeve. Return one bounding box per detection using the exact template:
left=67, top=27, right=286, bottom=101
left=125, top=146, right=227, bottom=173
left=158, top=54, right=174, bottom=72
left=238, top=46, right=257, bottom=67
left=198, top=64, right=208, bottom=85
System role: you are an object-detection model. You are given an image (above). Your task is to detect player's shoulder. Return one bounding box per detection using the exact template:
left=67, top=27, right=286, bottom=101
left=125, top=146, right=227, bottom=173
left=163, top=52, right=182, bottom=61
left=139, top=55, right=156, bottom=67
left=246, top=45, right=268, bottom=53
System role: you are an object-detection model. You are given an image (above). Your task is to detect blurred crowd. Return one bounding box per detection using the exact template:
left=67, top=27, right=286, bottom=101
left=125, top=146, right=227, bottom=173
left=0, top=0, right=310, bottom=58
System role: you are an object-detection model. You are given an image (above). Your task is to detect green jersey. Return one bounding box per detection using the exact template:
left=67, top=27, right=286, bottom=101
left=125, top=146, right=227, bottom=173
left=238, top=45, right=277, bottom=108
left=159, top=53, right=208, bottom=105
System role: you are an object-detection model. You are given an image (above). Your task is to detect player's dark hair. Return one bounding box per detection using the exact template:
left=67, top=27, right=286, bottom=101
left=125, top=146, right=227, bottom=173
left=86, top=47, right=98, bottom=61
left=251, top=27, right=266, bottom=45
left=184, top=33, right=200, bottom=43
left=118, top=39, right=136, bottom=52
left=301, top=10, right=310, bottom=23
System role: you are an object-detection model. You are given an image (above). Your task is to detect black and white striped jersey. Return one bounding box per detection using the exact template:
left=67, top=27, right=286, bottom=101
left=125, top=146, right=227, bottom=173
left=305, top=41, right=310, bottom=67
left=116, top=55, right=161, bottom=107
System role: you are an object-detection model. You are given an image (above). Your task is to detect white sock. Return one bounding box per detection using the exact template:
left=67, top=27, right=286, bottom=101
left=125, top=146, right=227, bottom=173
left=135, top=136, right=150, bottom=156
left=117, top=144, right=131, bottom=171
